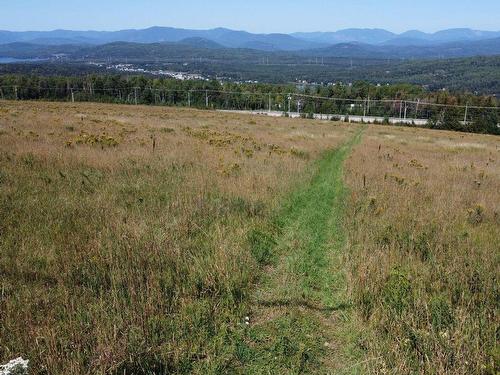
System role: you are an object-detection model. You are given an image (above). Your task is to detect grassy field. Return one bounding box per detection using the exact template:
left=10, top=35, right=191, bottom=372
left=345, top=126, right=499, bottom=374
left=0, top=101, right=352, bottom=374
left=0, top=101, right=498, bottom=374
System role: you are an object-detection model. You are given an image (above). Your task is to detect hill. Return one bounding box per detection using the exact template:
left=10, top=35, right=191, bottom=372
left=2, top=36, right=500, bottom=62
left=1, top=26, right=499, bottom=51
left=294, top=28, right=500, bottom=45
left=301, top=37, right=500, bottom=59
left=178, top=37, right=224, bottom=49
left=0, top=27, right=327, bottom=51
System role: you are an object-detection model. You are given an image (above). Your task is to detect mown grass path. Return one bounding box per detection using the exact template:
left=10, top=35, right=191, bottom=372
left=239, top=126, right=365, bottom=374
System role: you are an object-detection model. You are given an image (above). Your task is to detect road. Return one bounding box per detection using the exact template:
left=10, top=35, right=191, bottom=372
left=219, top=109, right=429, bottom=126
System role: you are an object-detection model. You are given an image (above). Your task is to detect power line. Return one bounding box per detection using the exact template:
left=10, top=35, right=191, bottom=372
left=0, top=85, right=498, bottom=111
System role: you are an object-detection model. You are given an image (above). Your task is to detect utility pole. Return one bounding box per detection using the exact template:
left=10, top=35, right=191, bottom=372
left=464, top=104, right=468, bottom=124
left=268, top=93, right=271, bottom=113
left=205, top=90, right=209, bottom=107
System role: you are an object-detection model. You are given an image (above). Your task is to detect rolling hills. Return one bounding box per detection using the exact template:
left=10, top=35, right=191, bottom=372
left=1, top=36, right=500, bottom=61
left=1, top=26, right=500, bottom=52
left=1, top=26, right=499, bottom=95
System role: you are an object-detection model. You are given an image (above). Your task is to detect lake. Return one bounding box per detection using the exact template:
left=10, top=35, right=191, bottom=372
left=0, top=57, right=47, bottom=63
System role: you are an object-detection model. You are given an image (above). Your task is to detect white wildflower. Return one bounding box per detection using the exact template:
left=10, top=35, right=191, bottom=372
left=0, top=357, right=29, bottom=375
left=439, top=331, right=449, bottom=339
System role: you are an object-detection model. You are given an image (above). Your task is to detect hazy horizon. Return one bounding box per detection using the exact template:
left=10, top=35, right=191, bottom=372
left=2, top=0, right=499, bottom=33
left=3, top=25, right=500, bottom=34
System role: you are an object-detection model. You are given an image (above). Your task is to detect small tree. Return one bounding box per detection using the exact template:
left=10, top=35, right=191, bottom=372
left=472, top=110, right=500, bottom=135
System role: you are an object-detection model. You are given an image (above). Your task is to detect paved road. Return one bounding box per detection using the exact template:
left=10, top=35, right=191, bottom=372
left=219, top=109, right=429, bottom=126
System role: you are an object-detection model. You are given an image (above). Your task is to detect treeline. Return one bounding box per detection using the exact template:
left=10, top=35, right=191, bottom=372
left=1, top=55, right=499, bottom=95
left=141, top=55, right=500, bottom=96
left=0, top=74, right=498, bottom=134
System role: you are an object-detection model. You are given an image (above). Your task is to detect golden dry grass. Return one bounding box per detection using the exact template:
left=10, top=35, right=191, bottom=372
left=1, top=100, right=498, bottom=374
left=0, top=101, right=351, bottom=374
left=344, top=125, right=499, bottom=374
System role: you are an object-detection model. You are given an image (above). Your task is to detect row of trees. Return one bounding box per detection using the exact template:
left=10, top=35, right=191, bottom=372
left=0, top=74, right=498, bottom=134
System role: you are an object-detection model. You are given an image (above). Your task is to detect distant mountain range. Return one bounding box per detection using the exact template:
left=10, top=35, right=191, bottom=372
left=298, top=38, right=500, bottom=59
left=0, top=26, right=499, bottom=60
left=1, top=27, right=500, bottom=50
left=0, top=27, right=324, bottom=51
left=292, top=28, right=500, bottom=46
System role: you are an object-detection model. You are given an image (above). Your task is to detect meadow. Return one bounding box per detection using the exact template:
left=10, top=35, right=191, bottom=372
left=0, top=101, right=351, bottom=374
left=0, top=101, right=498, bottom=374
left=345, top=126, right=499, bottom=374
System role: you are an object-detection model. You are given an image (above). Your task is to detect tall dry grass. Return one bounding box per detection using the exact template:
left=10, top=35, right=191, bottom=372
left=344, top=125, right=499, bottom=374
left=0, top=101, right=349, bottom=374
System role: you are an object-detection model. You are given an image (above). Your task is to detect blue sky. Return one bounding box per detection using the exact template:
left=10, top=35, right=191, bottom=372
left=1, top=0, right=499, bottom=33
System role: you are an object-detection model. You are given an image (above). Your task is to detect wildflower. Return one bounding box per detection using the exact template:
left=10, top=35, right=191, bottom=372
left=0, top=357, right=29, bottom=375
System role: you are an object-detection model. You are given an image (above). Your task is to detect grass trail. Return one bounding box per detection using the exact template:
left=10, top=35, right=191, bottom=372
left=239, top=126, right=365, bottom=374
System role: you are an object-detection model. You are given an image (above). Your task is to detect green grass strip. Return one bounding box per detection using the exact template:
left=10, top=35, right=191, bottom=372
left=240, top=126, right=365, bottom=374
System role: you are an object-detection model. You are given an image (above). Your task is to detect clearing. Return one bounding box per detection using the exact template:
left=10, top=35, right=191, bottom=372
left=0, top=101, right=498, bottom=374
